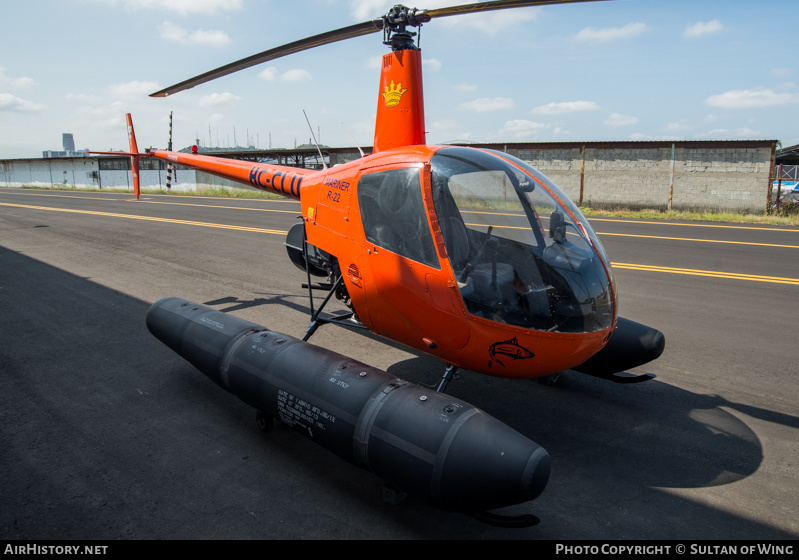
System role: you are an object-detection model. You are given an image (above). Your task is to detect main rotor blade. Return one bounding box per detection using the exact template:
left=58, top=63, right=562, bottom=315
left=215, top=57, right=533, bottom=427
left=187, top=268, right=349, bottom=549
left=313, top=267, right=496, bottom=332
left=151, top=0, right=613, bottom=98
left=150, top=19, right=383, bottom=97
left=425, top=0, right=611, bottom=19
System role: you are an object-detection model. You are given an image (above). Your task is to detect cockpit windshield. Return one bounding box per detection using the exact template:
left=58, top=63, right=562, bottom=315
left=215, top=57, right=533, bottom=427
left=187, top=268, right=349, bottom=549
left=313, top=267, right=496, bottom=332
left=430, top=147, right=614, bottom=333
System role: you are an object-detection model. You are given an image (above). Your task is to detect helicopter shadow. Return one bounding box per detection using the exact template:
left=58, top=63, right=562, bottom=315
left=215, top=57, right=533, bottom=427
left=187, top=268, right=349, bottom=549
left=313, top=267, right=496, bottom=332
left=204, top=291, right=355, bottom=318
left=203, top=295, right=291, bottom=313
left=201, top=295, right=794, bottom=493
left=387, top=354, right=799, bottom=494
left=165, top=292, right=797, bottom=537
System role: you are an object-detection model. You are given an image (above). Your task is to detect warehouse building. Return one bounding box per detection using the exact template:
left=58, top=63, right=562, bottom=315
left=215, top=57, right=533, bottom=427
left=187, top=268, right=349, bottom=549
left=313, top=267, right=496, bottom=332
left=1, top=139, right=778, bottom=213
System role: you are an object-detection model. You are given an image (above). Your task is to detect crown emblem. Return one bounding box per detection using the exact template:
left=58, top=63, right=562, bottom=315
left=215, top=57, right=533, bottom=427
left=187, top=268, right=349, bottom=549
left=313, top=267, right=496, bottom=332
left=382, top=80, right=408, bottom=107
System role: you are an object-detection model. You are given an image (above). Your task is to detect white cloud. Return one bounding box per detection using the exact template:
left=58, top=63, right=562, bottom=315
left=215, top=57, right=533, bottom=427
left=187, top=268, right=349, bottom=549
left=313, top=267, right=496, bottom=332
left=438, top=8, right=541, bottom=35
left=108, top=80, right=161, bottom=99
left=258, top=67, right=312, bottom=83
left=771, top=68, right=794, bottom=77
left=458, top=97, right=514, bottom=112
left=281, top=69, right=312, bottom=83
left=71, top=102, right=133, bottom=130
left=158, top=22, right=231, bottom=46
left=698, top=127, right=761, bottom=139
left=204, top=113, right=225, bottom=126
left=92, top=0, right=242, bottom=16
left=684, top=20, right=723, bottom=38
left=575, top=22, right=648, bottom=43
left=705, top=88, right=799, bottom=109
left=189, top=29, right=231, bottom=47
left=66, top=93, right=100, bottom=103
left=605, top=113, right=639, bottom=126
left=348, top=0, right=394, bottom=20
left=423, top=58, right=442, bottom=72
left=501, top=119, right=549, bottom=138
left=532, top=101, right=600, bottom=114
left=0, top=68, right=35, bottom=89
left=454, top=83, right=478, bottom=92
left=663, top=119, right=693, bottom=132
left=429, top=120, right=471, bottom=143
left=442, top=134, right=472, bottom=143
left=258, top=68, right=279, bottom=82
left=431, top=119, right=461, bottom=131
left=365, top=56, right=383, bottom=70
left=159, top=22, right=187, bottom=42
left=629, top=132, right=678, bottom=141
left=0, top=93, right=46, bottom=113
left=198, top=92, right=241, bottom=107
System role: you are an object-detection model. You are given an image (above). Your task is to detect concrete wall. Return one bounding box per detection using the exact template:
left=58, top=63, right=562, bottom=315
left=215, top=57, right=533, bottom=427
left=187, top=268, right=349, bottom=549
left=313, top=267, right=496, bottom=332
left=502, top=141, right=775, bottom=213
left=2, top=140, right=777, bottom=212
left=194, top=170, right=255, bottom=192
left=0, top=158, right=100, bottom=189
left=330, top=141, right=776, bottom=212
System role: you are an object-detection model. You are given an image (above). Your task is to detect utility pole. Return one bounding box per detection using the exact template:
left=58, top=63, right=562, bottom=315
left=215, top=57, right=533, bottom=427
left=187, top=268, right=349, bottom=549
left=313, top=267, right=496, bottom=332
left=166, top=111, right=173, bottom=191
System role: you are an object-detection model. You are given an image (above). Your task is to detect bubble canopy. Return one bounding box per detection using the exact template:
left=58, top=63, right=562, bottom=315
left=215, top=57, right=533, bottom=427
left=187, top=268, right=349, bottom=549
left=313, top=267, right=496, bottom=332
left=429, top=147, right=615, bottom=334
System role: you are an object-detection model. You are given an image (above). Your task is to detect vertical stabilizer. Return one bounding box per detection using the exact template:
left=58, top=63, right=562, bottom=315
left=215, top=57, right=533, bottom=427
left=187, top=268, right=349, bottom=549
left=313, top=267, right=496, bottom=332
left=373, top=49, right=425, bottom=153
left=126, top=113, right=141, bottom=200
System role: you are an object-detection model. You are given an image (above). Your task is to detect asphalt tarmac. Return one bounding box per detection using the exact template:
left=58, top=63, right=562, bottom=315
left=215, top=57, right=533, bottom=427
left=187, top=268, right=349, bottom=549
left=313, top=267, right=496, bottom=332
left=1, top=188, right=797, bottom=541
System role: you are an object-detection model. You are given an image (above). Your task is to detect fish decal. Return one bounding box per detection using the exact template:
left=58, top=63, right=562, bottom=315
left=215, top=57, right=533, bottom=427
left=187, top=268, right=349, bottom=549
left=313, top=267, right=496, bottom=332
left=488, top=337, right=535, bottom=369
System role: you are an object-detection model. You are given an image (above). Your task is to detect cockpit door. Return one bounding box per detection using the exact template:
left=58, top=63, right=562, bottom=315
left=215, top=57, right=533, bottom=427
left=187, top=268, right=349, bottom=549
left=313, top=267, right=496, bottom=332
left=356, top=165, right=469, bottom=351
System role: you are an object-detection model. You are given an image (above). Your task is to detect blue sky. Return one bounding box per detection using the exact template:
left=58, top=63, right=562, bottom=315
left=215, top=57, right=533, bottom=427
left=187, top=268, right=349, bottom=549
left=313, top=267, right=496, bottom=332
left=1, top=0, right=797, bottom=159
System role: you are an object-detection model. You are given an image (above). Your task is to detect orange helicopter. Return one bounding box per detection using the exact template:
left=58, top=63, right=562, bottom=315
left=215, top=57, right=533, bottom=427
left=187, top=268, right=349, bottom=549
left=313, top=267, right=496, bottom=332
left=129, top=0, right=664, bottom=393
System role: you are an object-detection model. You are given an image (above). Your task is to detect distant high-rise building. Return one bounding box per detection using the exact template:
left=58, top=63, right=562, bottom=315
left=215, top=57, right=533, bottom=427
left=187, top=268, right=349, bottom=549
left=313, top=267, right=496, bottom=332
left=62, top=133, right=75, bottom=152
left=43, top=132, right=88, bottom=157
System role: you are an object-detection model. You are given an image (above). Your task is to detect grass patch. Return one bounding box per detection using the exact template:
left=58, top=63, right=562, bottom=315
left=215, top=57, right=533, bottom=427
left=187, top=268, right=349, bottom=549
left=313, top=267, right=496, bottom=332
left=578, top=206, right=799, bottom=227
left=144, top=187, right=283, bottom=199
left=193, top=187, right=283, bottom=199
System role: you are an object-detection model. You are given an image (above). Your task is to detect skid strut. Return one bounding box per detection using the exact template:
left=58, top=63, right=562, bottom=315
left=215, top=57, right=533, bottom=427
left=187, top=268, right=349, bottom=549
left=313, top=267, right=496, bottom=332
left=302, top=275, right=363, bottom=341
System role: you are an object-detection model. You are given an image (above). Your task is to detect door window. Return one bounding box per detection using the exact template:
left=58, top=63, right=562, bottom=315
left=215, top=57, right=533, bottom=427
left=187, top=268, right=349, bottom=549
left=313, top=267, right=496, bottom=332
left=358, top=167, right=440, bottom=269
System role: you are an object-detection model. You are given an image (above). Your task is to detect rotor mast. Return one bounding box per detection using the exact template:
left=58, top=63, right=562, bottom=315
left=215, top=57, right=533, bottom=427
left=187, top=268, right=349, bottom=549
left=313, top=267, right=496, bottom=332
left=372, top=5, right=430, bottom=154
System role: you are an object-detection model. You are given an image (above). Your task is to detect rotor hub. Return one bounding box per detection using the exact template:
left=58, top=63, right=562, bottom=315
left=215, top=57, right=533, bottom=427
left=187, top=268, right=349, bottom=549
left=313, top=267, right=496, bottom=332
left=382, top=4, right=431, bottom=51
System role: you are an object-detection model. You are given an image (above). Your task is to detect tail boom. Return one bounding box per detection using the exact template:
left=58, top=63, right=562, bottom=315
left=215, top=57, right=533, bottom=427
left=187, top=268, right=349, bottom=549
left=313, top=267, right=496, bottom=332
left=147, top=149, right=316, bottom=200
